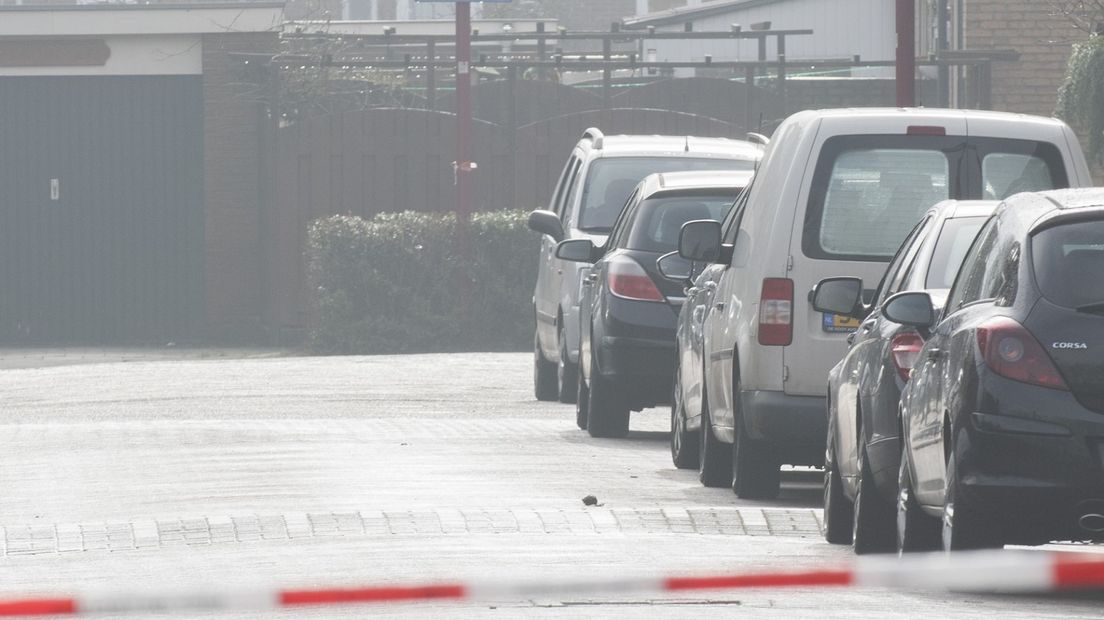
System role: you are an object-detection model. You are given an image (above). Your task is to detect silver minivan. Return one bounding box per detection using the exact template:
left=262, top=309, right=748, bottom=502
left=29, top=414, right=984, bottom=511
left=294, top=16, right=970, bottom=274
left=527, top=128, right=762, bottom=403
left=678, top=108, right=1093, bottom=499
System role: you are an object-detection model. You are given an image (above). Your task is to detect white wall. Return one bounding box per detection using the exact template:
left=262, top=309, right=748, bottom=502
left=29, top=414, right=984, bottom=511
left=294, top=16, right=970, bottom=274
left=0, top=35, right=202, bottom=77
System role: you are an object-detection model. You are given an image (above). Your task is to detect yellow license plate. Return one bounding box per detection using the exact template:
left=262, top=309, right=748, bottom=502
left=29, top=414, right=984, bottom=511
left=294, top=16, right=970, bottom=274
left=822, top=313, right=861, bottom=334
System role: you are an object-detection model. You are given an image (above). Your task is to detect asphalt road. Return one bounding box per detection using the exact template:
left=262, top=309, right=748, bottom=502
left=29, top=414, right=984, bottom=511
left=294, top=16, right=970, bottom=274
left=0, top=351, right=1100, bottom=619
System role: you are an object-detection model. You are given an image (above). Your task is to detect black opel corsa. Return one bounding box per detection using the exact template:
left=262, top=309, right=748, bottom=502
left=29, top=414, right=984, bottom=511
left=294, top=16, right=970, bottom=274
left=891, top=189, right=1104, bottom=551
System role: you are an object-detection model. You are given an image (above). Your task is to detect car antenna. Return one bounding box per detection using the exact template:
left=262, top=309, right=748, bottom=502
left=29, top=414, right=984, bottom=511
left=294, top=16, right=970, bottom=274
left=684, top=136, right=690, bottom=152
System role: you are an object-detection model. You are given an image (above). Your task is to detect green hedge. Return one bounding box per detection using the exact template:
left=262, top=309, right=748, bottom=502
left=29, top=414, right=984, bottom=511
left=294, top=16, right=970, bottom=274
left=306, top=210, right=537, bottom=354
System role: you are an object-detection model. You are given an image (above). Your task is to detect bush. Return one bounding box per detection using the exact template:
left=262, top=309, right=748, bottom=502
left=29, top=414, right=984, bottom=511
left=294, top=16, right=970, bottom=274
left=1057, top=35, right=1104, bottom=162
left=306, top=210, right=537, bottom=354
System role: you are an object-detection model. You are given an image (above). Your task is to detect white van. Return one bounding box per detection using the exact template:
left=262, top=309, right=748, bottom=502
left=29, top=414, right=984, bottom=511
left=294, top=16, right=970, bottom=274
left=678, top=108, right=1093, bottom=499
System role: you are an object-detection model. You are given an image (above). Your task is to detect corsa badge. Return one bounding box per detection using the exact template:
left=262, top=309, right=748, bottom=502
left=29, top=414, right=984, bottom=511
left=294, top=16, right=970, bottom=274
left=1052, top=342, right=1089, bottom=350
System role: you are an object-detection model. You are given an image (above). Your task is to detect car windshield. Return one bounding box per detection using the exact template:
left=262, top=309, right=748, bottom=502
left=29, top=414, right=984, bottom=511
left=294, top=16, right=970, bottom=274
left=626, top=194, right=736, bottom=253
left=1031, top=219, right=1104, bottom=308
left=925, top=216, right=988, bottom=289
left=578, top=157, right=752, bottom=232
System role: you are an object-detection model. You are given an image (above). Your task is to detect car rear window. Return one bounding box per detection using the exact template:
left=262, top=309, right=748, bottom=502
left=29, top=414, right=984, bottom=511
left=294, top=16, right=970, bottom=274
left=626, top=194, right=736, bottom=253
left=1031, top=219, right=1104, bottom=309
left=924, top=216, right=987, bottom=289
left=578, top=157, right=753, bottom=232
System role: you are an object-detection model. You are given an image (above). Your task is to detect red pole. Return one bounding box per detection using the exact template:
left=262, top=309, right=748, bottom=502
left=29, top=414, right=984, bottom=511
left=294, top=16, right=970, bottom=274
left=896, top=0, right=916, bottom=107
left=455, top=1, right=473, bottom=223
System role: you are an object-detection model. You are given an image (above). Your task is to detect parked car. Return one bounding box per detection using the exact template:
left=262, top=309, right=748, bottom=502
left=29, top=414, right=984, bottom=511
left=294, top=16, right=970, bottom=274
left=528, top=129, right=762, bottom=405
left=676, top=108, right=1093, bottom=498
left=812, top=199, right=998, bottom=553
left=893, top=188, right=1104, bottom=551
left=555, top=170, right=752, bottom=437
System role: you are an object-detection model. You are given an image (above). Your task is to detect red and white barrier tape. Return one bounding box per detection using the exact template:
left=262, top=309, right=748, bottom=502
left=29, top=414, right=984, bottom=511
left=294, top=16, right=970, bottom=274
left=0, top=551, right=1101, bottom=616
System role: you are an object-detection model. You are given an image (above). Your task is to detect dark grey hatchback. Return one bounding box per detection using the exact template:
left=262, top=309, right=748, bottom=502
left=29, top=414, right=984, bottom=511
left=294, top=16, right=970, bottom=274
left=555, top=170, right=750, bottom=438
left=893, top=189, right=1104, bottom=551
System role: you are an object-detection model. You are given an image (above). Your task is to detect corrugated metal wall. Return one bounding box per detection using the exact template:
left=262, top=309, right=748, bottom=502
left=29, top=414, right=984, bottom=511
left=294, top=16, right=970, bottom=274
left=0, top=76, right=204, bottom=344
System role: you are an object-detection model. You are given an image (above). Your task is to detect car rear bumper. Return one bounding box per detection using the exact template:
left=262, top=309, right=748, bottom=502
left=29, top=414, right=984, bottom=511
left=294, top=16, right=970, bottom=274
left=954, top=373, right=1104, bottom=542
left=739, top=390, right=826, bottom=466
left=597, top=335, right=677, bottom=408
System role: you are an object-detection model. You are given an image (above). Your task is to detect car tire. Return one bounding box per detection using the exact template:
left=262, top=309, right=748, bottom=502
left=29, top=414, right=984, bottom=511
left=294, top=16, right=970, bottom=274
left=698, top=389, right=732, bottom=488
left=896, top=443, right=940, bottom=554
left=823, top=438, right=854, bottom=544
left=942, top=451, right=1002, bottom=552
left=732, top=409, right=781, bottom=500
left=534, top=332, right=559, bottom=402
left=557, top=324, right=578, bottom=404
left=670, top=367, right=699, bottom=469
left=586, top=347, right=630, bottom=439
left=575, top=373, right=589, bottom=430
left=851, top=444, right=895, bottom=554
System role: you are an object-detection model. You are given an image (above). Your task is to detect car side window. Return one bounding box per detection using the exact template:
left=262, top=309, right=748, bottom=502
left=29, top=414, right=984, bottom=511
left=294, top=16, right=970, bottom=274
left=946, top=218, right=999, bottom=311
left=886, top=217, right=934, bottom=299
left=549, top=155, right=577, bottom=218
left=607, top=189, right=640, bottom=250
left=873, top=217, right=929, bottom=306
left=558, top=159, right=583, bottom=224
left=983, top=239, right=1021, bottom=307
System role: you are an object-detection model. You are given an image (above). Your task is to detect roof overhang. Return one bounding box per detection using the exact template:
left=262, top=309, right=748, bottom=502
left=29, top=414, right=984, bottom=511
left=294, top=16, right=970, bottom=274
left=0, top=4, right=285, bottom=37
left=623, top=0, right=785, bottom=29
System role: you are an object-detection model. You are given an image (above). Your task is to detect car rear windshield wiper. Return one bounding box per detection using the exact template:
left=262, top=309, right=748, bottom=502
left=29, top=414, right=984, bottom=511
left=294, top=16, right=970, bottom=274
left=1075, top=301, right=1104, bottom=315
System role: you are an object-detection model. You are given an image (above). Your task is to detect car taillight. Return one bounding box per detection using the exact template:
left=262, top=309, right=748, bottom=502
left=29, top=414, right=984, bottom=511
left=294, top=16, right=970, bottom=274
left=758, top=278, right=793, bottom=346
left=890, top=332, right=924, bottom=382
left=608, top=258, right=665, bottom=302
left=976, top=317, right=1068, bottom=390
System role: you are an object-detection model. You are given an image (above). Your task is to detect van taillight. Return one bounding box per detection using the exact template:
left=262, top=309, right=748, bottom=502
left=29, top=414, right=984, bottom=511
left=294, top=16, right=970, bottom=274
left=890, top=332, right=924, bottom=382
left=758, top=278, right=793, bottom=346
left=907, top=125, right=947, bottom=136
left=976, top=317, right=1068, bottom=390
left=608, top=258, right=665, bottom=302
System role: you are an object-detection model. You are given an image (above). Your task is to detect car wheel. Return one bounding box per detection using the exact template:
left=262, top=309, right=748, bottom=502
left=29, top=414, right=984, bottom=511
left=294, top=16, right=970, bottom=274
left=942, top=451, right=1002, bottom=552
left=557, top=324, right=578, bottom=404
left=534, top=331, right=559, bottom=402
left=586, top=347, right=630, bottom=438
left=575, top=373, right=589, bottom=430
left=732, top=410, right=780, bottom=500
left=670, top=367, right=699, bottom=469
left=851, top=444, right=895, bottom=554
left=698, top=389, right=731, bottom=488
left=823, top=438, right=854, bottom=544
left=896, top=443, right=940, bottom=554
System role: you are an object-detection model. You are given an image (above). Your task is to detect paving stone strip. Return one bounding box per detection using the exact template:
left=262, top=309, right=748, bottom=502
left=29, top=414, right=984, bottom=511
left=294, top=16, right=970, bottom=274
left=0, top=507, right=823, bottom=557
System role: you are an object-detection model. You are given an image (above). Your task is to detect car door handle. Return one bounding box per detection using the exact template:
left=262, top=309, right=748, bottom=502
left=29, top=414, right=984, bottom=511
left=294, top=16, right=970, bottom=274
left=846, top=331, right=857, bottom=345
left=584, top=273, right=599, bottom=284
left=926, top=348, right=945, bottom=361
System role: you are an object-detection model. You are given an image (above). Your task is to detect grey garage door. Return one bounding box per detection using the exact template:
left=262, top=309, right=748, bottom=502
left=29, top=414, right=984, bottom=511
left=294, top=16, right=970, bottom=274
left=0, top=76, right=203, bottom=344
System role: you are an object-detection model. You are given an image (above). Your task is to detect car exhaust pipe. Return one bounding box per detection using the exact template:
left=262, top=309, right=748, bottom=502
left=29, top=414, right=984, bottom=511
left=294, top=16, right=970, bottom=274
left=1076, top=500, right=1104, bottom=533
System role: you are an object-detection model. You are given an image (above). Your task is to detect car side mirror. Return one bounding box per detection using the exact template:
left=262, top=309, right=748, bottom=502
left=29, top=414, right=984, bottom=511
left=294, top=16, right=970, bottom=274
left=657, top=251, right=694, bottom=283
left=882, top=291, right=936, bottom=329
left=528, top=210, right=564, bottom=242
left=812, top=277, right=864, bottom=317
left=678, top=220, right=722, bottom=263
left=555, top=238, right=597, bottom=263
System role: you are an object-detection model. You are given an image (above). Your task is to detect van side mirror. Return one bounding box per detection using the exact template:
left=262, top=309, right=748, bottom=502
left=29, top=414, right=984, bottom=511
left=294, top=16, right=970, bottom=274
left=555, top=238, right=597, bottom=263
left=678, top=220, right=722, bottom=263
left=528, top=210, right=564, bottom=242
left=882, top=291, right=936, bottom=328
left=812, top=277, right=864, bottom=317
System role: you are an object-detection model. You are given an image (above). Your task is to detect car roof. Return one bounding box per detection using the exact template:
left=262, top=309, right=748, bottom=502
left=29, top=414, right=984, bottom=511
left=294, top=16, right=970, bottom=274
left=990, top=189, right=1104, bottom=234
left=925, top=199, right=1001, bottom=220
left=580, top=134, right=763, bottom=160
left=637, top=169, right=754, bottom=198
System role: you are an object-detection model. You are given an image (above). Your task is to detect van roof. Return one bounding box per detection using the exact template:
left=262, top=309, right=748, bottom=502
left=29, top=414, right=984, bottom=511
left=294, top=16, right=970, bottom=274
left=785, top=108, right=1069, bottom=138
left=583, top=134, right=763, bottom=160
left=926, top=199, right=1001, bottom=220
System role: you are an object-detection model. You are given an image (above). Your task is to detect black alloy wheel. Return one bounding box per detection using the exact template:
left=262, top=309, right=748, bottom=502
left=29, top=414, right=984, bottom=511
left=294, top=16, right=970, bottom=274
left=851, top=444, right=896, bottom=554
left=698, top=388, right=732, bottom=488
left=557, top=324, right=579, bottom=404
left=942, top=450, right=1002, bottom=551
left=586, top=347, right=630, bottom=438
left=896, top=443, right=940, bottom=553
left=823, top=437, right=854, bottom=544
left=575, top=371, right=590, bottom=430
left=670, top=367, right=700, bottom=469
left=534, top=331, right=559, bottom=402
